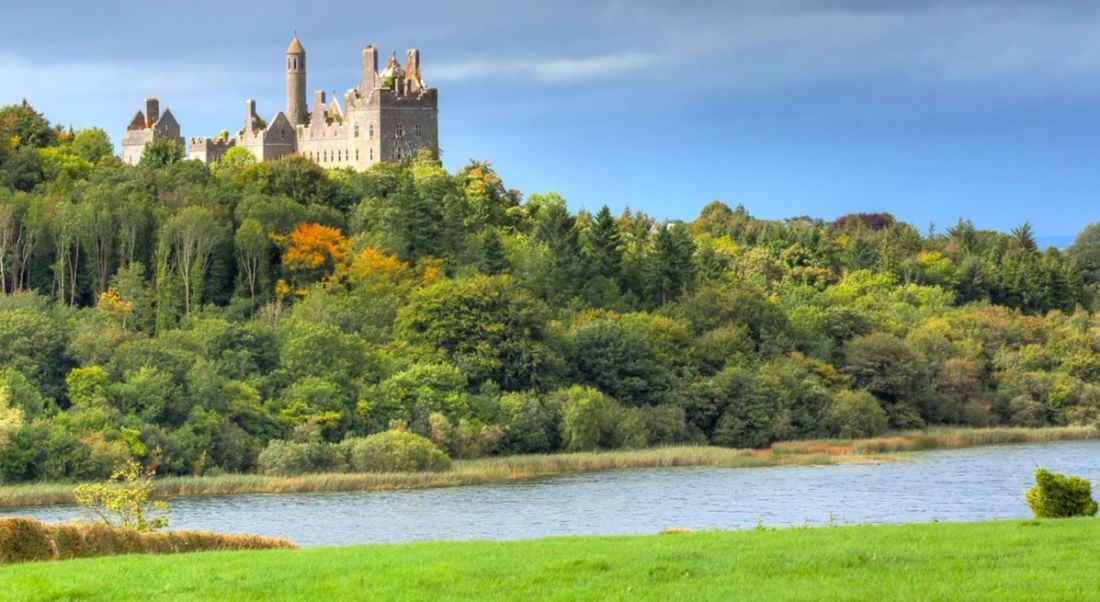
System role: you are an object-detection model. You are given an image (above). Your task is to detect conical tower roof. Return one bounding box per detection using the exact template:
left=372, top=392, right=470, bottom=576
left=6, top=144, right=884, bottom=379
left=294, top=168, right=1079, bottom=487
left=287, top=34, right=305, bottom=54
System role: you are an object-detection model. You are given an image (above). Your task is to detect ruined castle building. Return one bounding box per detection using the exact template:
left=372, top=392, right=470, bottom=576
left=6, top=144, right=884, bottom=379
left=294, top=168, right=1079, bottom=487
left=186, top=34, right=439, bottom=171
left=120, top=97, right=184, bottom=165
left=286, top=35, right=308, bottom=127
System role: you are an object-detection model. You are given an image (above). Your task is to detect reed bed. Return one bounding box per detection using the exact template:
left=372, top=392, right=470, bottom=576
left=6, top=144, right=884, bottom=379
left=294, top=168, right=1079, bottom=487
left=770, top=425, right=1099, bottom=457
left=0, top=426, right=1095, bottom=509
left=0, top=517, right=295, bottom=565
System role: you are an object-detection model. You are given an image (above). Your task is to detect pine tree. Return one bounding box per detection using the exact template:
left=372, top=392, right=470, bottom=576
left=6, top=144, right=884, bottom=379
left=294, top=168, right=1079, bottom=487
left=586, top=205, right=622, bottom=280
left=479, top=229, right=507, bottom=275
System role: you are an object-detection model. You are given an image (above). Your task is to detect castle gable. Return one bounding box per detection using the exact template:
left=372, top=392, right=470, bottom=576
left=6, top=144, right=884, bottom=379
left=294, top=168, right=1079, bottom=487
left=127, top=111, right=147, bottom=131
left=155, top=109, right=181, bottom=136
left=266, top=111, right=296, bottom=140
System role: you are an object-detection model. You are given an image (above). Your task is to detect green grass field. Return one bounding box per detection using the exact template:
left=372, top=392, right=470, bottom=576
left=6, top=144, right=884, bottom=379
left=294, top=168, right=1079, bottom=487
left=2, top=519, right=1098, bottom=600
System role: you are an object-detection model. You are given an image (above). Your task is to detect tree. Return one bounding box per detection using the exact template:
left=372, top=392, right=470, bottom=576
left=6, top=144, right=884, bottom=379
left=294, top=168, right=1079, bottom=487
left=646, top=223, right=696, bottom=306
left=569, top=318, right=671, bottom=406
left=138, top=138, right=184, bottom=169
left=0, top=383, right=23, bottom=449
left=842, top=333, right=925, bottom=406
left=825, top=389, right=888, bottom=438
left=267, top=155, right=333, bottom=207
left=395, top=275, right=558, bottom=390
left=70, top=128, right=113, bottom=163
left=77, top=191, right=116, bottom=296
left=277, top=222, right=350, bottom=286
left=478, top=229, right=507, bottom=275
left=686, top=365, right=782, bottom=448
left=158, top=206, right=228, bottom=315
left=74, top=459, right=170, bottom=532
left=585, top=205, right=623, bottom=280
left=0, top=102, right=57, bottom=149
left=554, top=385, right=625, bottom=451
left=235, top=219, right=269, bottom=302
left=532, top=201, right=582, bottom=303
left=1068, top=222, right=1100, bottom=287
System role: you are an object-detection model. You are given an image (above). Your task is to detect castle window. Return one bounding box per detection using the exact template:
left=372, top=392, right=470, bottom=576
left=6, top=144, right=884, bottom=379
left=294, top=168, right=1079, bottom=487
left=354, top=125, right=360, bottom=137
left=369, top=148, right=373, bottom=161
left=415, top=123, right=422, bottom=137
left=369, top=124, right=374, bottom=139
left=396, top=124, right=404, bottom=137
left=356, top=149, right=359, bottom=161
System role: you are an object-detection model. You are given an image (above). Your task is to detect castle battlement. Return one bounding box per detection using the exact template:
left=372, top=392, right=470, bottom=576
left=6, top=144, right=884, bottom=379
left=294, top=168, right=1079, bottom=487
left=122, top=36, right=439, bottom=170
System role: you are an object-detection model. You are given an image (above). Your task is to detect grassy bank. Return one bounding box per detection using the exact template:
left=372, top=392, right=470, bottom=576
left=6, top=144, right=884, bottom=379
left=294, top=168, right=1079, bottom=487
left=2, top=519, right=1098, bottom=600
left=0, top=425, right=1095, bottom=509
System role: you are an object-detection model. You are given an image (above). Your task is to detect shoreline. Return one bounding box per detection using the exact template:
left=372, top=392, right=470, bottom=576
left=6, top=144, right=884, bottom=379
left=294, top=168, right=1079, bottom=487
left=0, top=425, right=1095, bottom=509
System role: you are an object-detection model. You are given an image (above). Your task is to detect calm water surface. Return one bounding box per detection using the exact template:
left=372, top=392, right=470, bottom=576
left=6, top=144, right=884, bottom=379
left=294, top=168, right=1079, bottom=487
left=4, top=440, right=1098, bottom=547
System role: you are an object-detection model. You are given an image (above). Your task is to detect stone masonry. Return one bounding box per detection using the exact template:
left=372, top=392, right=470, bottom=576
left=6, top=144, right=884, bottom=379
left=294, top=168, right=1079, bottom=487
left=185, top=34, right=439, bottom=170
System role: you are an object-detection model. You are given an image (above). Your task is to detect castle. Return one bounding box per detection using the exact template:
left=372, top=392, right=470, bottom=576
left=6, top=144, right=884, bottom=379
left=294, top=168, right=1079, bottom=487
left=120, top=98, right=184, bottom=165
left=123, top=35, right=438, bottom=170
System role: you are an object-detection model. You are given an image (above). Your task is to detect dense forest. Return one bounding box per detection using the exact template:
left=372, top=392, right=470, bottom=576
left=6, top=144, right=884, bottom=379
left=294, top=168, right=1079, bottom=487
left=0, top=101, right=1098, bottom=482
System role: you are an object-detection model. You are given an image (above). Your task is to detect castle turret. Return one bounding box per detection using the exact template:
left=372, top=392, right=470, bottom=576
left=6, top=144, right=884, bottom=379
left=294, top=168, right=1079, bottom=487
left=286, top=34, right=308, bottom=126
left=359, top=44, right=379, bottom=94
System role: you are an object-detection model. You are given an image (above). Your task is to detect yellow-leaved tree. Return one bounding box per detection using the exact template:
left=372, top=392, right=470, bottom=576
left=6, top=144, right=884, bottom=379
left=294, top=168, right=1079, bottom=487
left=74, top=459, right=169, bottom=532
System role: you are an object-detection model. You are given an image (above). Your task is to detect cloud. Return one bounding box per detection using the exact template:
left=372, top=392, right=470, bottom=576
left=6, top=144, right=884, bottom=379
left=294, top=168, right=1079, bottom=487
left=431, top=52, right=661, bottom=84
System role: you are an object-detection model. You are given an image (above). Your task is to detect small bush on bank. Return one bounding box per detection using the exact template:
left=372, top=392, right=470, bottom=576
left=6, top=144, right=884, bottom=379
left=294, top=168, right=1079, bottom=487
left=340, top=431, right=451, bottom=473
left=1026, top=468, right=1099, bottom=518
left=0, top=517, right=295, bottom=564
left=257, top=430, right=450, bottom=476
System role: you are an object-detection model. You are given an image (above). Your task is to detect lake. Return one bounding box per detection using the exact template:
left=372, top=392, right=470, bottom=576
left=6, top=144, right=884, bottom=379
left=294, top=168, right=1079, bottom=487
left=3, top=440, right=1097, bottom=547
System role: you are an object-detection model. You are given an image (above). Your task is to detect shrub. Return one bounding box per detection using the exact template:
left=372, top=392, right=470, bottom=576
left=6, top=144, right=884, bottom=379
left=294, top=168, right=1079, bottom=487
left=340, top=430, right=451, bottom=473
left=826, top=390, right=888, bottom=438
left=256, top=439, right=346, bottom=476
left=1025, top=468, right=1099, bottom=518
left=74, top=459, right=169, bottom=532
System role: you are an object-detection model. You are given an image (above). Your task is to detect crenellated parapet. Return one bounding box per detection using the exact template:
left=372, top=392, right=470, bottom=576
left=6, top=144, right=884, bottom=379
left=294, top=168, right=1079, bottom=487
left=182, top=34, right=439, bottom=169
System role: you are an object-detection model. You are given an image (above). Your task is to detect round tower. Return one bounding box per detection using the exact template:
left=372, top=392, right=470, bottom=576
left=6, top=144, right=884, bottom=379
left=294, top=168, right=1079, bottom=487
left=286, top=34, right=307, bottom=126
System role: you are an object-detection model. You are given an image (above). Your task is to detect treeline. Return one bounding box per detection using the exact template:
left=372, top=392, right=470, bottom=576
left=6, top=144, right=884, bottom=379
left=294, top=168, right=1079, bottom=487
left=0, top=101, right=1099, bottom=483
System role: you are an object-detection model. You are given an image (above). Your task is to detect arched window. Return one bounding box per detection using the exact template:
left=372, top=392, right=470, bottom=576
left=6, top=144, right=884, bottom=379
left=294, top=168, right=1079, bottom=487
left=354, top=125, right=360, bottom=137
left=369, top=124, right=374, bottom=139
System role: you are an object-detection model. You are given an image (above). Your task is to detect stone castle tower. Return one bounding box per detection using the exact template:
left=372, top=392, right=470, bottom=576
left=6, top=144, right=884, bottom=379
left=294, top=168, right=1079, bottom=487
left=286, top=35, right=307, bottom=127
left=187, top=33, right=438, bottom=170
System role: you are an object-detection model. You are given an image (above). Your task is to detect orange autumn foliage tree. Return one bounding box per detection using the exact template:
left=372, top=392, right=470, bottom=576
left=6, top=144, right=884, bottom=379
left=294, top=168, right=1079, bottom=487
left=274, top=223, right=351, bottom=287
left=338, top=246, right=439, bottom=295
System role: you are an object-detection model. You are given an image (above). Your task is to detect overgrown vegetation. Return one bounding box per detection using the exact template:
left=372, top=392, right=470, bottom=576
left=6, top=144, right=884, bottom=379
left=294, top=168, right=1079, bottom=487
left=1, top=520, right=1098, bottom=599
left=0, top=517, right=294, bottom=565
left=1, top=101, right=1100, bottom=484
left=1025, top=468, right=1099, bottom=518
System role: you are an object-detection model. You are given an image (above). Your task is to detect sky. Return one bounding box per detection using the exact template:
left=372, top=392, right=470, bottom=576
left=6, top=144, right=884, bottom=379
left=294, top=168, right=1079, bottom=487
left=2, top=0, right=1099, bottom=242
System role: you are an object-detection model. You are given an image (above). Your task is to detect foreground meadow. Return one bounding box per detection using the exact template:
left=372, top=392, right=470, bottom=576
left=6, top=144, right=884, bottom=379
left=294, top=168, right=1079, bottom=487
left=2, top=519, right=1097, bottom=600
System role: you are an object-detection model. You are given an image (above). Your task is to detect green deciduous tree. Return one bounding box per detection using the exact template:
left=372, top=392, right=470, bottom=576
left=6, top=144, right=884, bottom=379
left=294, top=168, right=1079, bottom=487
left=138, top=138, right=184, bottom=170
